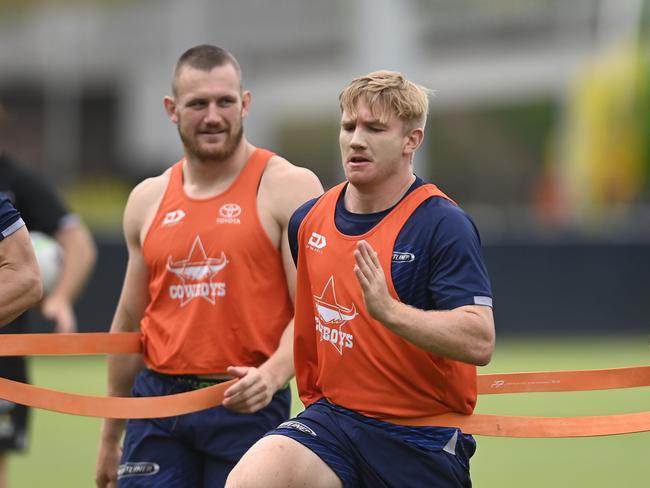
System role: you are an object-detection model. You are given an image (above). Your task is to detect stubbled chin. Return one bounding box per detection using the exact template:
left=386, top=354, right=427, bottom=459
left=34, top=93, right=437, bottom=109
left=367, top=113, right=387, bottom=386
left=198, top=134, right=227, bottom=145
left=345, top=169, right=371, bottom=185
left=199, top=135, right=231, bottom=149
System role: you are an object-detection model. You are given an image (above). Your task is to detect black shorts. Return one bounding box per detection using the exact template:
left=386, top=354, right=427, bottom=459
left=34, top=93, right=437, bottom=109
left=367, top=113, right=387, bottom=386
left=0, top=356, right=29, bottom=452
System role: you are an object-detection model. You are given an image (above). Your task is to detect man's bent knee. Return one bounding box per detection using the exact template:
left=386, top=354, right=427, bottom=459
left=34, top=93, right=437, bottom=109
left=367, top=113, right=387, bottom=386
left=226, top=435, right=341, bottom=488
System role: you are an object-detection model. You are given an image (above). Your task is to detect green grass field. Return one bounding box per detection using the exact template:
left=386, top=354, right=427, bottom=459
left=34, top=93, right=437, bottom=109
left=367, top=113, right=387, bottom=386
left=9, top=334, right=650, bottom=487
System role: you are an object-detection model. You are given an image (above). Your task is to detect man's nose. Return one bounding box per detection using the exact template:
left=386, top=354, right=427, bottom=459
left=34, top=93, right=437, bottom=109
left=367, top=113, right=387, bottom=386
left=204, top=103, right=222, bottom=123
left=350, top=128, right=367, bottom=148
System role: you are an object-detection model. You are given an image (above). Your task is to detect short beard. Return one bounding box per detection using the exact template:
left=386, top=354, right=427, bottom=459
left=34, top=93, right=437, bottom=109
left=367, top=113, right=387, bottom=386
left=179, top=123, right=244, bottom=163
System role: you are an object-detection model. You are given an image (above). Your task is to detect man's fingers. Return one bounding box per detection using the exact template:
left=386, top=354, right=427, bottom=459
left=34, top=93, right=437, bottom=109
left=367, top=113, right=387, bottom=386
left=356, top=240, right=381, bottom=272
left=369, top=249, right=381, bottom=269
left=353, top=264, right=370, bottom=290
left=223, top=367, right=265, bottom=400
left=224, top=390, right=264, bottom=412
left=223, top=368, right=249, bottom=397
left=354, top=249, right=373, bottom=277
left=224, top=379, right=249, bottom=398
left=227, top=365, right=248, bottom=378
left=357, top=240, right=371, bottom=264
left=224, top=389, right=268, bottom=413
left=55, top=317, right=76, bottom=334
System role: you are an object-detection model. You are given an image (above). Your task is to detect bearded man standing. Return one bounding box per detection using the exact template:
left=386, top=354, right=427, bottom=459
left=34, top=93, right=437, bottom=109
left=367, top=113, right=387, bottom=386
left=95, top=45, right=323, bottom=488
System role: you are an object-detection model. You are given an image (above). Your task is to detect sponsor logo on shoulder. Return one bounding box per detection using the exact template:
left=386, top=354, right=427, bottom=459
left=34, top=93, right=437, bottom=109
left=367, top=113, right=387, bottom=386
left=162, top=209, right=185, bottom=226
left=277, top=420, right=317, bottom=437
left=307, top=232, right=327, bottom=251
left=392, top=251, right=415, bottom=263
left=118, top=462, right=160, bottom=479
left=217, top=203, right=241, bottom=224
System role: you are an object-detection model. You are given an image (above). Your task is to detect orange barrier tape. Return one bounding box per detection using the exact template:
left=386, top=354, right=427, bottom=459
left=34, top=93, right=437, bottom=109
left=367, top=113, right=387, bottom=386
left=0, top=375, right=235, bottom=419
left=478, top=366, right=650, bottom=394
left=0, top=333, right=648, bottom=437
left=388, top=365, right=650, bottom=436
left=383, top=411, right=650, bottom=437
left=0, top=332, right=233, bottom=419
left=0, top=332, right=141, bottom=355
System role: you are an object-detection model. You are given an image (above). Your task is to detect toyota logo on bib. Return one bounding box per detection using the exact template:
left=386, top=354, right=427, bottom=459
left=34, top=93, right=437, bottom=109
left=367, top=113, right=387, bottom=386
left=219, top=204, right=241, bottom=218
left=217, top=203, right=242, bottom=224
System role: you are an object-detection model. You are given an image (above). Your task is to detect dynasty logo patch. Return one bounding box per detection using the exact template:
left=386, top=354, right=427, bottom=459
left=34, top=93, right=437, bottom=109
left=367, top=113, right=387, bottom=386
left=162, top=209, right=186, bottom=226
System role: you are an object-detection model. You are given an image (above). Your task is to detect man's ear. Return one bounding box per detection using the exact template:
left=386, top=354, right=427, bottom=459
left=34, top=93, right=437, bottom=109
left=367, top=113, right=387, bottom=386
left=241, top=90, right=252, bottom=119
left=163, top=96, right=178, bottom=123
left=404, top=127, right=424, bottom=156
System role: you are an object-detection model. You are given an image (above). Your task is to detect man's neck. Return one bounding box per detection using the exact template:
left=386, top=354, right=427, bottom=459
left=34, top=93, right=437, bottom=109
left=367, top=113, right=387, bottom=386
left=344, top=173, right=416, bottom=214
left=182, top=141, right=254, bottom=198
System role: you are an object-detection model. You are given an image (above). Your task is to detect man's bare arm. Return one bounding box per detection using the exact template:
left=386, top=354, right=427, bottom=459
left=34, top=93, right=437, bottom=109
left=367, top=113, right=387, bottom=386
left=96, top=177, right=164, bottom=488
left=43, top=221, right=97, bottom=333
left=223, top=161, right=323, bottom=413
left=354, top=240, right=495, bottom=366
left=0, top=225, right=42, bottom=325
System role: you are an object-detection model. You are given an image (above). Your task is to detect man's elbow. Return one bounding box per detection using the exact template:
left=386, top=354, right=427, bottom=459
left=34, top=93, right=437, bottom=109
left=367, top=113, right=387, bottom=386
left=473, top=344, right=493, bottom=367
left=24, top=270, right=44, bottom=307
left=0, top=270, right=43, bottom=327
left=459, top=307, right=495, bottom=366
left=473, top=329, right=495, bottom=366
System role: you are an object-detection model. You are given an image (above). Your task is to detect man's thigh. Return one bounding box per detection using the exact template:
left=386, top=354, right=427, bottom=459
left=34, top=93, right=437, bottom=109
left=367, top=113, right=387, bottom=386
left=226, top=434, right=342, bottom=488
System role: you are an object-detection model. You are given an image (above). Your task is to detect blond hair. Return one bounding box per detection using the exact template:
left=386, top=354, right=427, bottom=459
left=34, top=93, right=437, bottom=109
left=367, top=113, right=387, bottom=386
left=339, top=70, right=430, bottom=131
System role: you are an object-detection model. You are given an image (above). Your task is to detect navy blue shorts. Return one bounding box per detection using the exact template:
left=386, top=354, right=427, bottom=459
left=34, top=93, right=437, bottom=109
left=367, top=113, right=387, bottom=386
left=0, top=321, right=32, bottom=453
left=0, top=356, right=29, bottom=453
left=267, top=399, right=476, bottom=488
left=118, top=369, right=291, bottom=487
